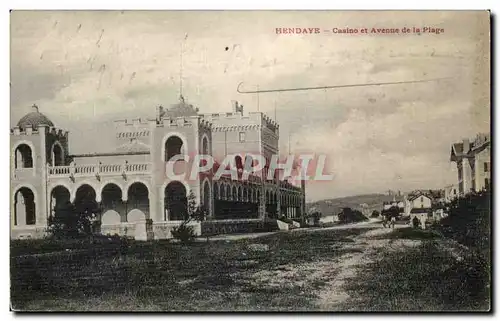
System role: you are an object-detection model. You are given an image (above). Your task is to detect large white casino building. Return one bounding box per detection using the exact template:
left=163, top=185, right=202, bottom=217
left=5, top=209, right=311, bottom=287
left=10, top=97, right=305, bottom=239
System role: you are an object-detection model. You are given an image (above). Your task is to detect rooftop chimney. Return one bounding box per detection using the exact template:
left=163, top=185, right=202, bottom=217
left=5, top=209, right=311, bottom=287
left=463, top=138, right=470, bottom=153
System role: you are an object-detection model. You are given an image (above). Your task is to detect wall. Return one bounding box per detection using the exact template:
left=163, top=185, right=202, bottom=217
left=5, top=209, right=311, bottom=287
left=11, top=127, right=48, bottom=230
left=71, top=153, right=151, bottom=165
left=474, top=145, right=491, bottom=191
left=411, top=195, right=432, bottom=209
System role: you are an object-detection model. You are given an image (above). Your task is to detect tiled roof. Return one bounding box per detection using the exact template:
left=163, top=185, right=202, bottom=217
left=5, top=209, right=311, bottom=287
left=17, top=105, right=54, bottom=130
left=115, top=139, right=150, bottom=153
left=160, top=96, right=199, bottom=118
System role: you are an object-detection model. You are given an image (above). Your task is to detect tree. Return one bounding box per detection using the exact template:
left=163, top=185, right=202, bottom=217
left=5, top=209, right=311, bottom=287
left=171, top=191, right=208, bottom=243
left=371, top=210, right=380, bottom=218
left=308, top=211, right=322, bottom=226
left=338, top=207, right=367, bottom=223
left=381, top=206, right=400, bottom=220
left=47, top=199, right=101, bottom=239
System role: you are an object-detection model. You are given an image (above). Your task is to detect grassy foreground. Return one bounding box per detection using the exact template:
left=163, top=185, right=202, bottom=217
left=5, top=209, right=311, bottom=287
left=341, top=227, right=491, bottom=312
left=11, top=228, right=367, bottom=311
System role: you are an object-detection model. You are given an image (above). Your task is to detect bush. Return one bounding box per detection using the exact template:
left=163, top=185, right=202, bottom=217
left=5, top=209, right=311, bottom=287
left=307, top=211, right=322, bottom=226
left=47, top=200, right=100, bottom=239
left=338, top=208, right=368, bottom=223
left=436, top=190, right=490, bottom=254
left=371, top=210, right=380, bottom=218
left=171, top=223, right=196, bottom=244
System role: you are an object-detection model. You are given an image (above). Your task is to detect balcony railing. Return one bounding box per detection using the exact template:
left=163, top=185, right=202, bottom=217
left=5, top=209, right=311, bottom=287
left=48, top=162, right=152, bottom=178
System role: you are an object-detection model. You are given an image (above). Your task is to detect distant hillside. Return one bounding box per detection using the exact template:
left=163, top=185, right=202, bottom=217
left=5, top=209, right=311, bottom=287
left=306, top=193, right=404, bottom=217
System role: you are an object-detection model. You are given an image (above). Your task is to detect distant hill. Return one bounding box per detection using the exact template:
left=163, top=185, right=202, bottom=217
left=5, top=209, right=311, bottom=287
left=306, top=193, right=404, bottom=217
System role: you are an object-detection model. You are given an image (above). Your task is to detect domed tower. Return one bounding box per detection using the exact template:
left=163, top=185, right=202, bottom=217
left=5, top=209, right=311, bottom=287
left=150, top=96, right=213, bottom=222
left=10, top=104, right=69, bottom=238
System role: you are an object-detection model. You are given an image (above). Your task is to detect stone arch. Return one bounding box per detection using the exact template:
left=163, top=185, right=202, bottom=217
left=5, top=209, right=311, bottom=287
left=124, top=179, right=152, bottom=202
left=73, top=184, right=99, bottom=219
left=232, top=186, right=238, bottom=201
left=126, top=182, right=149, bottom=220
left=201, top=134, right=210, bottom=156
left=71, top=181, right=97, bottom=202
left=235, top=155, right=243, bottom=168
left=13, top=185, right=37, bottom=226
left=51, top=141, right=65, bottom=166
left=202, top=178, right=211, bottom=214
left=213, top=181, right=219, bottom=200
left=50, top=185, right=70, bottom=218
left=101, top=183, right=123, bottom=209
left=97, top=180, right=126, bottom=202
left=162, top=132, right=188, bottom=162
left=165, top=181, right=188, bottom=221
left=220, top=182, right=226, bottom=200
left=243, top=187, right=247, bottom=202
left=238, top=186, right=243, bottom=202
left=13, top=142, right=34, bottom=169
left=101, top=210, right=121, bottom=225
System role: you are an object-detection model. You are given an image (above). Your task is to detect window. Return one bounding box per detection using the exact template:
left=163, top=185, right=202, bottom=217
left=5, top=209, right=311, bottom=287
left=485, top=178, right=490, bottom=190
left=239, top=132, right=246, bottom=142
left=484, top=162, right=490, bottom=173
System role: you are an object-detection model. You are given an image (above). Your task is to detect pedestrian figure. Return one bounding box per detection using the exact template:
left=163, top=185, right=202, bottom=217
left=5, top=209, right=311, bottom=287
left=382, top=215, right=387, bottom=228
left=412, top=216, right=419, bottom=229
left=390, top=216, right=396, bottom=229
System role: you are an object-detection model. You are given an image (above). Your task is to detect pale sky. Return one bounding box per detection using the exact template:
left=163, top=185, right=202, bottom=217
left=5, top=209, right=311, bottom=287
left=10, top=11, right=490, bottom=201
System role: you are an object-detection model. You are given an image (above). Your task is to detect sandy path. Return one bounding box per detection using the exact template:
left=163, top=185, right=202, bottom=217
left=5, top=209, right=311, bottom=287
left=316, top=225, right=420, bottom=311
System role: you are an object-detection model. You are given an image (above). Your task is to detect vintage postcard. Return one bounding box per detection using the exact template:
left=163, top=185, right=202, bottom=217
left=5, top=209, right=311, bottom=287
left=10, top=10, right=491, bottom=312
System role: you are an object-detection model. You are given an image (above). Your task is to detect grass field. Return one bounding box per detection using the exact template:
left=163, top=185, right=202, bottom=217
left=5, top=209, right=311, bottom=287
left=11, top=228, right=368, bottom=311
left=340, top=227, right=491, bottom=312
left=11, top=225, right=491, bottom=312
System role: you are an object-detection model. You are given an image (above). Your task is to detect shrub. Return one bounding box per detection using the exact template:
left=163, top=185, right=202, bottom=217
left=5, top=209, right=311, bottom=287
left=307, top=211, right=322, bottom=226
left=371, top=210, right=380, bottom=218
left=47, top=200, right=100, bottom=239
left=436, top=190, right=490, bottom=253
left=171, top=191, right=206, bottom=243
left=171, top=223, right=196, bottom=243
left=338, top=208, right=368, bottom=223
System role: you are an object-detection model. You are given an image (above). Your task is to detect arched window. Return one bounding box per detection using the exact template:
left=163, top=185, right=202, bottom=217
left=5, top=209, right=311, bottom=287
left=202, top=136, right=209, bottom=156
left=203, top=181, right=210, bottom=212
left=14, top=144, right=33, bottom=169
left=213, top=182, right=219, bottom=200
left=165, top=181, right=187, bottom=221
left=235, top=155, right=243, bottom=172
left=164, top=136, right=184, bottom=161
left=52, top=143, right=64, bottom=166
left=232, top=186, right=238, bottom=201
left=14, top=187, right=36, bottom=225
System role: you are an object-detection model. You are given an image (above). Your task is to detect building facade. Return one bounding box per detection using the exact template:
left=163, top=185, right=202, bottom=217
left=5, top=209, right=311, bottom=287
left=450, top=133, right=491, bottom=195
left=11, top=99, right=306, bottom=239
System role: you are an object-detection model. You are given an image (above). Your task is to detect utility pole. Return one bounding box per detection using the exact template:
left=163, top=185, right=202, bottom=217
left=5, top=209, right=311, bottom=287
left=274, top=99, right=277, bottom=121
left=180, top=33, right=188, bottom=99
left=288, top=132, right=291, bottom=155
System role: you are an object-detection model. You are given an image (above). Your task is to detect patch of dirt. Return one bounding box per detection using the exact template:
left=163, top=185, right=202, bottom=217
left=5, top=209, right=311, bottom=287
left=316, top=226, right=422, bottom=311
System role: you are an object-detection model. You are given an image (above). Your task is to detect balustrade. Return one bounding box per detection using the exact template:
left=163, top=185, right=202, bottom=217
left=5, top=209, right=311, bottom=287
left=48, top=162, right=152, bottom=177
